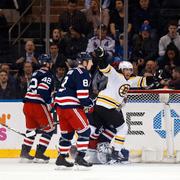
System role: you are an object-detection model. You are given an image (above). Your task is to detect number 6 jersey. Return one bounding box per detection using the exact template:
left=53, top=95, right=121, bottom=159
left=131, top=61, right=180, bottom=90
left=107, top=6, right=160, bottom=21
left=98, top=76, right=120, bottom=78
left=55, top=67, right=93, bottom=109
left=96, top=65, right=147, bottom=109
left=23, top=68, right=54, bottom=105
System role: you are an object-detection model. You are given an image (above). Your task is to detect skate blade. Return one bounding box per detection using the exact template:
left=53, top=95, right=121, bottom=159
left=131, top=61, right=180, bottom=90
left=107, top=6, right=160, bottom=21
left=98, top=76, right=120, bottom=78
left=33, top=158, right=49, bottom=164
left=107, top=159, right=130, bottom=165
left=55, top=166, right=74, bottom=171
left=19, top=158, right=34, bottom=163
left=74, top=164, right=92, bottom=171
left=120, top=160, right=131, bottom=164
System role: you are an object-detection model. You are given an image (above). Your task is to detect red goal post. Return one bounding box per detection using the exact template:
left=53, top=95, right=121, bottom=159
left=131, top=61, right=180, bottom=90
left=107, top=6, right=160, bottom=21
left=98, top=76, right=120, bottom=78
left=123, top=89, right=180, bottom=163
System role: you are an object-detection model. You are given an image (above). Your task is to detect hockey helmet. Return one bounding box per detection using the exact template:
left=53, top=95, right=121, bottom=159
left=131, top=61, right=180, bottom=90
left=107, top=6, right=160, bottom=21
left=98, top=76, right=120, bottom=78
left=77, top=52, right=92, bottom=63
left=38, top=54, right=51, bottom=66
left=118, top=61, right=133, bottom=72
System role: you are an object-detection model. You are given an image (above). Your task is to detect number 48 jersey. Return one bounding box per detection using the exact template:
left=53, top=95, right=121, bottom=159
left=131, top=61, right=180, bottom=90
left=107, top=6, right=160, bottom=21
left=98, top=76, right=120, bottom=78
left=23, top=69, right=54, bottom=105
left=55, top=67, right=93, bottom=109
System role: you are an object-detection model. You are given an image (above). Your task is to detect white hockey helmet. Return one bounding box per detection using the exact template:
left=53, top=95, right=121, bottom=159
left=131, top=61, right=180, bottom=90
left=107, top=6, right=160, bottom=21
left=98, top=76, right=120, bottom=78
left=118, top=61, right=133, bottom=72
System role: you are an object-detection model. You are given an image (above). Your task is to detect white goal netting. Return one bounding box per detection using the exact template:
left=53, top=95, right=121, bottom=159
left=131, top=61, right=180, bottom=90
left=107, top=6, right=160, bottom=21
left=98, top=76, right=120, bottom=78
left=123, top=89, right=180, bottom=163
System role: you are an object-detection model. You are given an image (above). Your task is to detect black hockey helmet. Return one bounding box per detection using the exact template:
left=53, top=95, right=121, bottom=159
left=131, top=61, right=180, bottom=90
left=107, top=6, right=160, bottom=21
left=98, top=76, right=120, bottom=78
left=76, top=52, right=92, bottom=63
left=38, top=54, right=51, bottom=67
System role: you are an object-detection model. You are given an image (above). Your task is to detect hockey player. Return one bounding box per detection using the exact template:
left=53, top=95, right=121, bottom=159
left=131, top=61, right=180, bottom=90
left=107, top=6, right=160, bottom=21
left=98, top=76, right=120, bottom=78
left=88, top=47, right=155, bottom=164
left=20, top=54, right=55, bottom=163
left=54, top=52, right=94, bottom=167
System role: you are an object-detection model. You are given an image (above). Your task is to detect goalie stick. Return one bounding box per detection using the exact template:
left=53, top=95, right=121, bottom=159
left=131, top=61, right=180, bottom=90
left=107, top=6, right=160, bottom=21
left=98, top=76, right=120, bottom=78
left=0, top=121, right=59, bottom=137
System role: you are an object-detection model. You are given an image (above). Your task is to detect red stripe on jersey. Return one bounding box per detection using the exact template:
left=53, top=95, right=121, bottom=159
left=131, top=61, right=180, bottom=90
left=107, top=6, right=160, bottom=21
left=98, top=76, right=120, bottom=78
left=38, top=83, right=48, bottom=89
left=59, top=148, right=70, bottom=152
left=104, top=130, right=114, bottom=138
left=77, top=92, right=89, bottom=96
left=26, top=93, right=41, bottom=97
left=77, top=144, right=88, bottom=148
left=55, top=99, right=79, bottom=103
left=91, top=134, right=99, bottom=139
left=39, top=139, right=49, bottom=145
left=24, top=139, right=33, bottom=145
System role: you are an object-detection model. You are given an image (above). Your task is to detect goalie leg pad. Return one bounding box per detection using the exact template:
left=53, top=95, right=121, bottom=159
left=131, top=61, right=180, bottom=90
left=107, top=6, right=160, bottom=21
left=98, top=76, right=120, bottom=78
left=96, top=142, right=112, bottom=164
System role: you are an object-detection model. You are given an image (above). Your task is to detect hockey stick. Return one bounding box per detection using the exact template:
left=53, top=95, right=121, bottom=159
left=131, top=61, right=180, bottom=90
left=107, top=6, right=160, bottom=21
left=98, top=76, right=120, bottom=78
left=0, top=121, right=59, bottom=138
left=0, top=123, right=27, bottom=137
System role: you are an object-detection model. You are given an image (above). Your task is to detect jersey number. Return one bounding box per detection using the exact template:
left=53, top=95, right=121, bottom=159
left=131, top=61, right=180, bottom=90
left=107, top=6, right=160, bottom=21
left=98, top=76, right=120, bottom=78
left=83, top=79, right=89, bottom=87
left=42, top=77, right=52, bottom=84
left=28, top=78, right=38, bottom=93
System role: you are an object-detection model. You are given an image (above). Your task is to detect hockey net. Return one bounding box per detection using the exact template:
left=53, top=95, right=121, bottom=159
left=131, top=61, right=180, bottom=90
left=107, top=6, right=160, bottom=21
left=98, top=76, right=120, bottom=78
left=123, top=89, right=180, bottom=163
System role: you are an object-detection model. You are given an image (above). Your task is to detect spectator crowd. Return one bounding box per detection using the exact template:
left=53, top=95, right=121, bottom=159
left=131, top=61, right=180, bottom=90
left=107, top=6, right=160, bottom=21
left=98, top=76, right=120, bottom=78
left=0, top=0, right=180, bottom=99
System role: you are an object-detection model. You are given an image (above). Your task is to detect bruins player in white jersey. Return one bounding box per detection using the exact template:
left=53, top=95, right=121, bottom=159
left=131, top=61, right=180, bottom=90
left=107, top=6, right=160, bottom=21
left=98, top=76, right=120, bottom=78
left=88, top=47, right=155, bottom=164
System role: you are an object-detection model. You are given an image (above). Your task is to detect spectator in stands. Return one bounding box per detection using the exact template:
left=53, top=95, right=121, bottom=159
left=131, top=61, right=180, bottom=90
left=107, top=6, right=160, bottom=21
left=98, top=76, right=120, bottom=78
left=112, top=33, right=132, bottom=68
left=54, top=64, right=67, bottom=91
left=160, top=66, right=180, bottom=90
left=142, top=59, right=158, bottom=77
left=131, top=0, right=159, bottom=40
left=168, top=67, right=180, bottom=90
left=59, top=25, right=88, bottom=59
left=158, top=20, right=180, bottom=58
left=82, top=0, right=110, bottom=37
left=109, top=0, right=132, bottom=40
left=86, top=24, right=115, bottom=74
left=158, top=42, right=180, bottom=79
left=49, top=28, right=62, bottom=47
left=59, top=0, right=88, bottom=36
left=0, top=69, right=19, bottom=99
left=84, top=0, right=110, bottom=9
left=49, top=43, right=66, bottom=74
left=15, top=40, right=39, bottom=72
left=86, top=24, right=115, bottom=57
left=16, top=62, right=33, bottom=98
left=131, top=23, right=158, bottom=75
left=0, top=63, right=18, bottom=85
left=16, top=40, right=39, bottom=64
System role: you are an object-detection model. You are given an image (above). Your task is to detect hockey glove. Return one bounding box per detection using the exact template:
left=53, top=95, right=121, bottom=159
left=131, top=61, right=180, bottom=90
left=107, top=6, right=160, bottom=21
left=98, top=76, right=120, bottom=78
left=95, top=47, right=109, bottom=69
left=95, top=46, right=105, bottom=58
left=84, top=98, right=95, bottom=113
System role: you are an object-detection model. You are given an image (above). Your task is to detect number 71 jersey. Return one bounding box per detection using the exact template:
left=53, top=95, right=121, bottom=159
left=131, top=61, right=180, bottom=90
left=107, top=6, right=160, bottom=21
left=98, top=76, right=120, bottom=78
left=23, top=69, right=54, bottom=104
left=55, top=67, right=93, bottom=109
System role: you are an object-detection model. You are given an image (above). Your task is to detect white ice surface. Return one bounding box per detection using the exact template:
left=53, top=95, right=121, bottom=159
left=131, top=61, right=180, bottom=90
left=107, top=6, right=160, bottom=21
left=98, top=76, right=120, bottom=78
left=0, top=159, right=180, bottom=180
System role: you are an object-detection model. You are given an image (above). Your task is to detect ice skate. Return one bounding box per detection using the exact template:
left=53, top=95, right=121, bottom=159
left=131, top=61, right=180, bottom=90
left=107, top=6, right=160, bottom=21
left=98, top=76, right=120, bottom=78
left=34, top=145, right=50, bottom=163
left=110, top=148, right=129, bottom=164
left=75, top=152, right=93, bottom=167
left=55, top=155, right=74, bottom=169
left=19, top=144, right=34, bottom=163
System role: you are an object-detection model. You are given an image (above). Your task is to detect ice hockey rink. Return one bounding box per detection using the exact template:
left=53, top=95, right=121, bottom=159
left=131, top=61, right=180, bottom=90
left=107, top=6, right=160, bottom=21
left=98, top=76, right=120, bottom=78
left=0, top=159, right=180, bottom=180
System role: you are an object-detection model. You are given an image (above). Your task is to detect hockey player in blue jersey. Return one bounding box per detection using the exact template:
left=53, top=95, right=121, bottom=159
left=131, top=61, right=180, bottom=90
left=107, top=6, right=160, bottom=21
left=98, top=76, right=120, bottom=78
left=54, top=52, right=94, bottom=167
left=20, top=54, right=55, bottom=163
